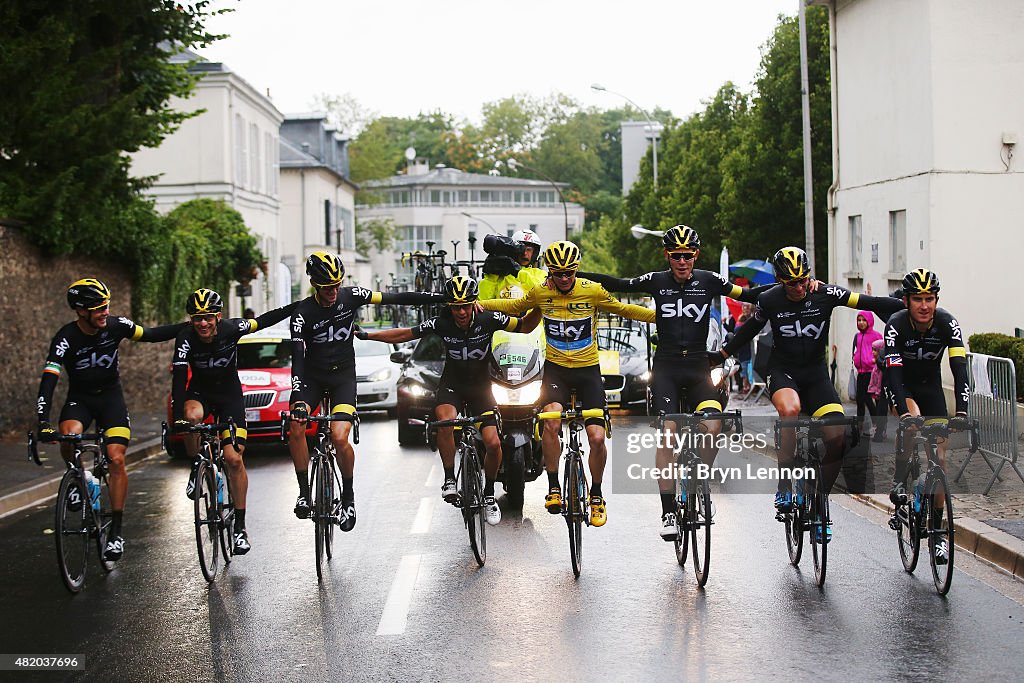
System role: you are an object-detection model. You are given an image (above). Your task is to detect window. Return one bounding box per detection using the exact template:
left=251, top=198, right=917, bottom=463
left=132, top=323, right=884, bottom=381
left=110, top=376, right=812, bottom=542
left=324, top=199, right=333, bottom=245
left=395, top=225, right=442, bottom=254
left=339, top=207, right=354, bottom=249
left=234, top=114, right=247, bottom=187
left=849, top=215, right=862, bottom=272
left=889, top=210, right=907, bottom=272
left=431, top=190, right=441, bottom=204
left=264, top=132, right=277, bottom=196
left=250, top=123, right=260, bottom=192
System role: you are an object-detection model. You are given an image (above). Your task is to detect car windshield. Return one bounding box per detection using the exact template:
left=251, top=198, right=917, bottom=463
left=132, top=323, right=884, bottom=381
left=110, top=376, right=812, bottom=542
left=353, top=336, right=390, bottom=356
left=597, top=327, right=646, bottom=355
left=237, top=340, right=291, bottom=369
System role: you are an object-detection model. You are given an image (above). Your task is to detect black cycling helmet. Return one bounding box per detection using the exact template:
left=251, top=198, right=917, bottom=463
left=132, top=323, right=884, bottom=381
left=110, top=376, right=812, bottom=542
left=67, top=278, right=111, bottom=310
left=902, top=268, right=940, bottom=295
left=663, top=225, right=700, bottom=251
left=306, top=250, right=345, bottom=286
left=443, top=275, right=479, bottom=305
left=772, top=247, right=811, bottom=282
left=186, top=288, right=224, bottom=315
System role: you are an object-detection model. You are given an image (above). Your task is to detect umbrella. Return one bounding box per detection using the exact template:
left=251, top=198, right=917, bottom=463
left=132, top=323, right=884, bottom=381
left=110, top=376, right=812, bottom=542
left=729, top=259, right=776, bottom=286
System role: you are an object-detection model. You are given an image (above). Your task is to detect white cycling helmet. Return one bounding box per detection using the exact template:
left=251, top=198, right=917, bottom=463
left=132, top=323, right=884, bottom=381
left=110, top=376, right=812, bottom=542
left=512, top=229, right=542, bottom=265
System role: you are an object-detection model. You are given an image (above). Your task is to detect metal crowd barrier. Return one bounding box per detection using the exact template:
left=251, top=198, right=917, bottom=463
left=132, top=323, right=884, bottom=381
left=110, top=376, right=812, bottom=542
left=955, top=353, right=1024, bottom=494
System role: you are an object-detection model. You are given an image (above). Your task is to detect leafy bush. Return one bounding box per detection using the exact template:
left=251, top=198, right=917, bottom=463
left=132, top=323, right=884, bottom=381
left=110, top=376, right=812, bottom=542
left=968, top=333, right=1024, bottom=400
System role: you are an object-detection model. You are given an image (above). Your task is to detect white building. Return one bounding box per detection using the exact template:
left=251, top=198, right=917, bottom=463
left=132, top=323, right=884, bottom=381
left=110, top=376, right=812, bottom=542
left=620, top=121, right=663, bottom=195
left=816, top=0, right=1024, bottom=397
left=278, top=114, right=365, bottom=296
left=131, top=50, right=284, bottom=313
left=356, top=161, right=585, bottom=286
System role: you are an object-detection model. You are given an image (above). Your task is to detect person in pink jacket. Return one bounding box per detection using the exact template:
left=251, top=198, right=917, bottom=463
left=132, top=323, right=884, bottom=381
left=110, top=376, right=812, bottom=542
left=852, top=311, right=883, bottom=435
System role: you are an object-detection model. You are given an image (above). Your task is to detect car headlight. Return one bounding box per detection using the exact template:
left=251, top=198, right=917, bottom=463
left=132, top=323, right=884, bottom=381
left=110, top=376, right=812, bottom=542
left=492, top=380, right=542, bottom=406
left=403, top=381, right=430, bottom=398
left=278, top=389, right=291, bottom=403
left=367, top=367, right=393, bottom=382
left=639, top=370, right=651, bottom=382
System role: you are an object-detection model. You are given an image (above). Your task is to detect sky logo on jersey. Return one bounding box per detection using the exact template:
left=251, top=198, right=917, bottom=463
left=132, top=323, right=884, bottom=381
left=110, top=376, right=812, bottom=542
left=74, top=351, right=117, bottom=370
left=312, top=325, right=351, bottom=344
left=659, top=301, right=708, bottom=322
left=54, top=338, right=70, bottom=358
left=353, top=287, right=372, bottom=300
left=779, top=320, right=825, bottom=339
left=545, top=317, right=592, bottom=351
left=949, top=319, right=962, bottom=341
left=194, top=354, right=235, bottom=369
left=291, top=313, right=305, bottom=334
left=826, top=286, right=847, bottom=298
left=177, top=339, right=191, bottom=359
left=904, top=348, right=943, bottom=361
left=448, top=348, right=488, bottom=361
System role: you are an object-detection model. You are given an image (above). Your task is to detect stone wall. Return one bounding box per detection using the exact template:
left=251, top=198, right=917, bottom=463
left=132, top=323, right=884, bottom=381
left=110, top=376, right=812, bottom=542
left=0, top=224, right=176, bottom=436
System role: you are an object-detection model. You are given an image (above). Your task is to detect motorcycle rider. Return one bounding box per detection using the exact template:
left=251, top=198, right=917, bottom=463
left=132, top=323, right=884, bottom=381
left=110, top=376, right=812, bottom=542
left=478, top=229, right=547, bottom=301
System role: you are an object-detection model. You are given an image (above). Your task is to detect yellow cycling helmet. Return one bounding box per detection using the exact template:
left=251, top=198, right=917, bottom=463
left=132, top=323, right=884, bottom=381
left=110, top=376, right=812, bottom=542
left=902, top=268, right=940, bottom=295
left=443, top=276, right=479, bottom=305
left=772, top=247, right=811, bottom=282
left=663, top=225, right=701, bottom=251
left=186, top=288, right=224, bottom=315
left=67, top=278, right=111, bottom=310
left=306, top=251, right=345, bottom=286
left=543, top=241, right=582, bottom=271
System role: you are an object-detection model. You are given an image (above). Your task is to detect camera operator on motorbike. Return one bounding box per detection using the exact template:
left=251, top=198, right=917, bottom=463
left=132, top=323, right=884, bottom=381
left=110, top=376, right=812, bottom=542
left=478, top=230, right=547, bottom=301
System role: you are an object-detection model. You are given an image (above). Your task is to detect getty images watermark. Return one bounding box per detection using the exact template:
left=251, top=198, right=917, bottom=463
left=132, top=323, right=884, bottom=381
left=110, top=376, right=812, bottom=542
left=611, top=423, right=817, bottom=494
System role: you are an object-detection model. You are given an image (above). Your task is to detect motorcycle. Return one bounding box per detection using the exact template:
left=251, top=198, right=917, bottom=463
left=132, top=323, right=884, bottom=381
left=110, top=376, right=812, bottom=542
left=488, top=325, right=545, bottom=509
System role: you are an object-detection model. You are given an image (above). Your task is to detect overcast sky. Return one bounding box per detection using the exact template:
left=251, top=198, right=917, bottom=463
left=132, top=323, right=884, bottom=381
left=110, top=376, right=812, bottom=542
left=200, top=0, right=799, bottom=127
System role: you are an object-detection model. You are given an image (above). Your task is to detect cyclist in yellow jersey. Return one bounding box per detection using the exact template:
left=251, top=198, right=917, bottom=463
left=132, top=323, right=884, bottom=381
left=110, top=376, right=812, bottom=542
left=480, top=241, right=655, bottom=526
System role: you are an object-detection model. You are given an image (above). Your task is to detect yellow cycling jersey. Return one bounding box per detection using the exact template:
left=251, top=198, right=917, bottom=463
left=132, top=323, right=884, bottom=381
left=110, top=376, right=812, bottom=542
left=481, top=277, right=655, bottom=368
left=478, top=267, right=547, bottom=301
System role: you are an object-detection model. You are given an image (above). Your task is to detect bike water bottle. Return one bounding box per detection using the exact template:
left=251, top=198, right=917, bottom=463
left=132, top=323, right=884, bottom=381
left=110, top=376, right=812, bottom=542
left=216, top=471, right=225, bottom=505
left=84, top=471, right=101, bottom=511
left=913, top=475, right=925, bottom=513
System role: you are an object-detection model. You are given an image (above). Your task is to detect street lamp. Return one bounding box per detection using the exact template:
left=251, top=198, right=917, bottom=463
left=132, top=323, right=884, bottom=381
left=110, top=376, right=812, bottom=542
left=591, top=83, right=660, bottom=192
left=630, top=224, right=663, bottom=240
left=460, top=211, right=498, bottom=234
left=506, top=158, right=570, bottom=241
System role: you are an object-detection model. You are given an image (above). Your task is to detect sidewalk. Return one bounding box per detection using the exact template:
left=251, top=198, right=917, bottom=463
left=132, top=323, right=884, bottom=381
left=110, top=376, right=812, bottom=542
left=0, top=411, right=167, bottom=519
left=731, top=391, right=1024, bottom=578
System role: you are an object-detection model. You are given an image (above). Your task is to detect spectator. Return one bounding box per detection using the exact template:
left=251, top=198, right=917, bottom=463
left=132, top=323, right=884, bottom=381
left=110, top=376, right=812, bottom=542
left=852, top=311, right=883, bottom=435
left=725, top=303, right=755, bottom=393
left=243, top=307, right=255, bottom=319
left=868, top=338, right=887, bottom=441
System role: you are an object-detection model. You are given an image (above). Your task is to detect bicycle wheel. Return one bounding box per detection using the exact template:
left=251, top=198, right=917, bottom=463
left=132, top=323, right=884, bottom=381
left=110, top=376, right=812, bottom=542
left=464, top=448, right=486, bottom=567
left=55, top=470, right=89, bottom=593
left=566, top=455, right=584, bottom=578
left=217, top=465, right=234, bottom=565
left=313, top=457, right=329, bottom=583
left=895, top=486, right=920, bottom=573
left=810, top=483, right=829, bottom=588
left=691, top=479, right=713, bottom=587
left=927, top=468, right=955, bottom=595
left=674, top=475, right=689, bottom=567
left=194, top=461, right=220, bottom=582
left=785, top=501, right=804, bottom=566
left=324, top=461, right=335, bottom=562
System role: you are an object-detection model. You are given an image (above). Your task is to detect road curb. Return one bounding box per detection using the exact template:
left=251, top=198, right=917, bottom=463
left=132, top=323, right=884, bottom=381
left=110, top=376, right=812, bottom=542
left=847, top=492, right=1024, bottom=581
left=0, top=437, right=165, bottom=520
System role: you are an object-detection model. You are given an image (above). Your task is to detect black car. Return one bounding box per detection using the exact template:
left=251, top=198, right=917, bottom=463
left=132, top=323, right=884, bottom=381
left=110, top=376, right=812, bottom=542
left=393, top=335, right=444, bottom=445
left=596, top=324, right=653, bottom=413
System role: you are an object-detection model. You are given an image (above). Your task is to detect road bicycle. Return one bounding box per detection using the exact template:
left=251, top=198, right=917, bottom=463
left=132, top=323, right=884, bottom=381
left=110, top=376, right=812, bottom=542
left=889, top=416, right=978, bottom=595
left=424, top=412, right=497, bottom=567
left=773, top=414, right=858, bottom=588
left=162, top=420, right=238, bottom=583
left=534, top=403, right=609, bottom=578
left=657, top=410, right=742, bottom=587
left=281, top=401, right=359, bottom=583
left=29, top=431, right=115, bottom=593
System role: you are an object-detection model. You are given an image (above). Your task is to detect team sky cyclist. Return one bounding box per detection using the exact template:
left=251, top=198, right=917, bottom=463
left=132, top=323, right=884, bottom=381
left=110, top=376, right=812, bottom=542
left=172, top=288, right=298, bottom=555
left=359, top=276, right=538, bottom=525
left=480, top=241, right=656, bottom=526
left=580, top=225, right=770, bottom=540
left=288, top=251, right=442, bottom=530
left=36, top=279, right=186, bottom=562
left=479, top=229, right=546, bottom=300
left=717, top=247, right=903, bottom=540
left=883, top=269, right=969, bottom=564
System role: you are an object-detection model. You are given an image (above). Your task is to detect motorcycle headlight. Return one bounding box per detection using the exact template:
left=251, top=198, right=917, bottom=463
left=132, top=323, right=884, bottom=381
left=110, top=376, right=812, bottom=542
left=710, top=367, right=725, bottom=387
left=368, top=367, right=393, bottom=382
left=492, top=380, right=542, bottom=406
left=403, top=381, right=430, bottom=398
left=639, top=370, right=651, bottom=382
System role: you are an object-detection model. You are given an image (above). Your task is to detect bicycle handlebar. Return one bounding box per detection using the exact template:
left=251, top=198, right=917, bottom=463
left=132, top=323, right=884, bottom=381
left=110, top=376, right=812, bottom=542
left=536, top=408, right=606, bottom=421
left=27, top=431, right=103, bottom=467
left=896, top=416, right=980, bottom=454
left=161, top=420, right=238, bottom=451
left=279, top=410, right=360, bottom=445
left=657, top=410, right=743, bottom=432
left=776, top=415, right=858, bottom=430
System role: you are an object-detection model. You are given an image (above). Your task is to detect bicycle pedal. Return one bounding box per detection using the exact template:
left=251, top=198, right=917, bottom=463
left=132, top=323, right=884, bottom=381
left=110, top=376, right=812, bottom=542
left=888, top=516, right=900, bottom=531
left=775, top=511, right=789, bottom=523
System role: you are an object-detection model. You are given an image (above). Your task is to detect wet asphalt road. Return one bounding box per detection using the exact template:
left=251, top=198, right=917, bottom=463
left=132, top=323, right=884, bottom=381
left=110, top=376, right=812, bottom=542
left=3, top=415, right=1024, bottom=681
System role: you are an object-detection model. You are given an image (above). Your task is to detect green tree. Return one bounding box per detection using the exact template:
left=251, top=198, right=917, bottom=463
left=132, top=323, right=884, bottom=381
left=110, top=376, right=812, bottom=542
left=0, top=0, right=223, bottom=269
left=138, top=199, right=263, bottom=321
left=310, top=91, right=377, bottom=138
left=355, top=217, right=395, bottom=256
left=349, top=111, right=458, bottom=183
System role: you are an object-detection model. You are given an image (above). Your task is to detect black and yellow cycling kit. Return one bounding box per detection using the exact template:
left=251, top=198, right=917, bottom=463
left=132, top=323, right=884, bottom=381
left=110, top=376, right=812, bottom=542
left=883, top=308, right=969, bottom=417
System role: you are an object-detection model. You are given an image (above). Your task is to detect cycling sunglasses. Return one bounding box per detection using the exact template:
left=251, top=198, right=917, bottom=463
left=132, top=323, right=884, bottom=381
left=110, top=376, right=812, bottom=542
left=549, top=269, right=577, bottom=279
left=668, top=252, right=697, bottom=262
left=190, top=313, right=218, bottom=323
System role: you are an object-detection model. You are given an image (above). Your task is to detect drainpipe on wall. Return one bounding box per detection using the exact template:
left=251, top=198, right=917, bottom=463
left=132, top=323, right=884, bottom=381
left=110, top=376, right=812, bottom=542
left=825, top=0, right=840, bottom=285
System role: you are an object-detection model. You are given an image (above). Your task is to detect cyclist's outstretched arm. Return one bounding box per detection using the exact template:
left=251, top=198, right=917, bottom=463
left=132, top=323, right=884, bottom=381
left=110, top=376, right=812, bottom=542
left=577, top=271, right=652, bottom=294
left=594, top=286, right=655, bottom=323
left=133, top=320, right=190, bottom=342
left=245, top=300, right=300, bottom=333
left=479, top=293, right=533, bottom=316
left=839, top=290, right=905, bottom=321
left=722, top=312, right=767, bottom=357
left=377, top=290, right=444, bottom=306
left=364, top=328, right=415, bottom=344
left=520, top=309, right=542, bottom=333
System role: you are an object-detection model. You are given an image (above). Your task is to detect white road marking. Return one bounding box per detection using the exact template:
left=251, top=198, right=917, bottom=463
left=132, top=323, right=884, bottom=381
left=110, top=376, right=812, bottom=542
left=425, top=462, right=442, bottom=488
left=376, top=554, right=422, bottom=635
left=410, top=497, right=435, bottom=534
